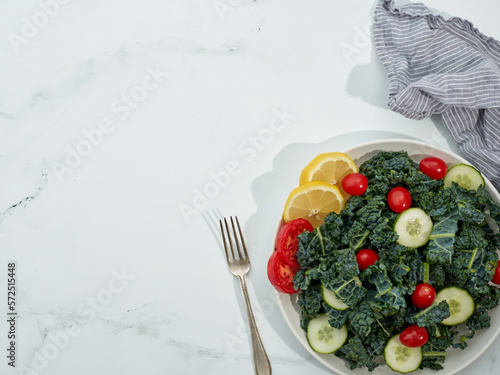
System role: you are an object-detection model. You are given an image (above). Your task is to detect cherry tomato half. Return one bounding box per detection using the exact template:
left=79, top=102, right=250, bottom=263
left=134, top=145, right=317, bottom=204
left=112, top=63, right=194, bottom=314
left=267, top=251, right=299, bottom=294
left=342, top=173, right=368, bottom=196
left=276, top=219, right=313, bottom=268
left=356, top=249, right=380, bottom=271
left=419, top=157, right=448, bottom=180
left=491, top=261, right=500, bottom=285
left=411, top=283, right=436, bottom=309
left=387, top=187, right=412, bottom=213
left=399, top=325, right=429, bottom=348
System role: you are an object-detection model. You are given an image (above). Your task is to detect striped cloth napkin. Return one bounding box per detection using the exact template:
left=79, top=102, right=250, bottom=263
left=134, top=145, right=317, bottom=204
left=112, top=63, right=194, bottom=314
left=373, top=0, right=500, bottom=191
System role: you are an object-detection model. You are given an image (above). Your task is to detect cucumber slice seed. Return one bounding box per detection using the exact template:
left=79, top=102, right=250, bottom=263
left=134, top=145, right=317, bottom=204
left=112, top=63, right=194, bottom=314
left=384, top=335, right=422, bottom=374
left=434, top=287, right=475, bottom=325
left=322, top=285, right=349, bottom=310
left=306, top=314, right=348, bottom=354
left=394, top=208, right=433, bottom=248
left=444, top=164, right=484, bottom=191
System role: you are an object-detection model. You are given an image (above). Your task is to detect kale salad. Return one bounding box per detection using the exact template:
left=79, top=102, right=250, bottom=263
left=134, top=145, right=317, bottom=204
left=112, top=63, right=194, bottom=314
left=293, top=151, right=500, bottom=372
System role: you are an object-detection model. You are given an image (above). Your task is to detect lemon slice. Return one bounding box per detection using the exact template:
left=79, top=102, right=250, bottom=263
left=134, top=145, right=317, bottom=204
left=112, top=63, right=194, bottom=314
left=283, top=181, right=345, bottom=228
left=299, top=152, right=358, bottom=200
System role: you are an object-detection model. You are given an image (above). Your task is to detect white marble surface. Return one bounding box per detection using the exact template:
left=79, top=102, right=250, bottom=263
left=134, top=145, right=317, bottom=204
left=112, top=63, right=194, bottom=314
left=1, top=0, right=499, bottom=374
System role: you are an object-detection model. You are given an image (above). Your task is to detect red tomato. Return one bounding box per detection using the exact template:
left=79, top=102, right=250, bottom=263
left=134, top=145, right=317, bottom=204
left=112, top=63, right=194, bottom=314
left=387, top=187, right=412, bottom=213
left=492, top=261, right=500, bottom=285
left=400, top=325, right=429, bottom=348
left=342, top=173, right=369, bottom=196
left=276, top=218, right=313, bottom=268
left=419, top=157, right=448, bottom=180
left=356, top=249, right=379, bottom=271
left=267, top=251, right=299, bottom=294
left=411, top=283, right=436, bottom=309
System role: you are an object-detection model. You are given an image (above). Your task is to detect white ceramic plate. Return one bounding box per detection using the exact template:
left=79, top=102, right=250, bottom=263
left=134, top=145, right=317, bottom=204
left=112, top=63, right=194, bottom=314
left=275, top=139, right=500, bottom=375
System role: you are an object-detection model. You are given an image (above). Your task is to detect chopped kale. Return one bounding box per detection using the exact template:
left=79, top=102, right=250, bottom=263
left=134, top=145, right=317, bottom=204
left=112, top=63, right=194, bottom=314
left=406, top=301, right=450, bottom=327
left=425, top=208, right=459, bottom=264
left=335, top=336, right=380, bottom=371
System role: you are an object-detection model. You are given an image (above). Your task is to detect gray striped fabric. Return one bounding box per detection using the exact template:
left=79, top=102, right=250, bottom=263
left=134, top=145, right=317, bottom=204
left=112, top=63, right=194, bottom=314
left=373, top=0, right=500, bottom=191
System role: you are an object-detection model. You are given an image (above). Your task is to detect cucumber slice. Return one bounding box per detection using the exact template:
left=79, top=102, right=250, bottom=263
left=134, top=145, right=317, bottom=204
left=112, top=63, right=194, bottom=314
left=384, top=334, right=422, bottom=374
left=434, top=287, right=475, bottom=325
left=444, top=164, right=484, bottom=191
left=322, top=284, right=349, bottom=310
left=306, top=314, right=347, bottom=354
left=394, top=208, right=433, bottom=248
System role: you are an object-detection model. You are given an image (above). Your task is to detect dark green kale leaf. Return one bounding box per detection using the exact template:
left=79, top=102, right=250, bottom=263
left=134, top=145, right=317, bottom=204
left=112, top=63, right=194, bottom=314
left=419, top=181, right=484, bottom=223
left=297, top=284, right=323, bottom=330
left=348, top=300, right=375, bottom=337
left=335, top=336, right=380, bottom=371
left=378, top=243, right=415, bottom=265
left=385, top=261, right=411, bottom=290
left=425, top=208, right=459, bottom=264
left=295, top=246, right=361, bottom=291
left=297, top=212, right=363, bottom=268
left=418, top=190, right=448, bottom=217
left=361, top=321, right=392, bottom=352
left=342, top=220, right=370, bottom=250
left=384, top=248, right=424, bottom=293
left=369, top=217, right=399, bottom=250
left=444, top=223, right=498, bottom=299
left=476, top=185, right=500, bottom=225
left=420, top=349, right=447, bottom=371
left=341, top=195, right=366, bottom=220
left=420, top=357, right=445, bottom=371
left=425, top=324, right=455, bottom=351
left=406, top=301, right=451, bottom=327
left=367, top=287, right=407, bottom=319
left=293, top=265, right=322, bottom=291
left=378, top=312, right=407, bottom=335
left=321, top=272, right=366, bottom=308
left=426, top=263, right=446, bottom=288
left=334, top=249, right=360, bottom=277
left=356, top=197, right=386, bottom=231
left=419, top=324, right=455, bottom=370
left=296, top=225, right=336, bottom=268
left=361, top=262, right=407, bottom=316
left=467, top=306, right=491, bottom=334
left=295, top=246, right=364, bottom=303
left=323, top=303, right=350, bottom=330
left=480, top=285, right=500, bottom=310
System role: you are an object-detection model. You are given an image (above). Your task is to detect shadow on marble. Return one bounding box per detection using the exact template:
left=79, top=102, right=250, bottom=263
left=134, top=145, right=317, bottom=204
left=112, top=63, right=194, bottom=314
left=345, top=43, right=388, bottom=110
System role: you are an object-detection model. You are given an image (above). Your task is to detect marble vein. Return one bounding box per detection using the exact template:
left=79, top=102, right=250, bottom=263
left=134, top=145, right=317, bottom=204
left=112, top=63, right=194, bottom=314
left=0, top=163, right=48, bottom=225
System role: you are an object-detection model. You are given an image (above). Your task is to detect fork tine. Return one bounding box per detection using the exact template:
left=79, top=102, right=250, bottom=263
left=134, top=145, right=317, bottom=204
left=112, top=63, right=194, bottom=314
left=219, top=219, right=232, bottom=264
left=230, top=217, right=242, bottom=260
left=235, top=216, right=249, bottom=260
left=224, top=218, right=236, bottom=261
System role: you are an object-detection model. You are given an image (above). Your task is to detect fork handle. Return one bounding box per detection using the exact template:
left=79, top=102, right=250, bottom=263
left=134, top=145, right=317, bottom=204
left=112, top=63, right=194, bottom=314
left=238, top=274, right=272, bottom=375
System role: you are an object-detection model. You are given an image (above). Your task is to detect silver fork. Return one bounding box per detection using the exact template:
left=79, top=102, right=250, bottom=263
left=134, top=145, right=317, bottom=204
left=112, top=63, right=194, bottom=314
left=220, top=216, right=272, bottom=375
